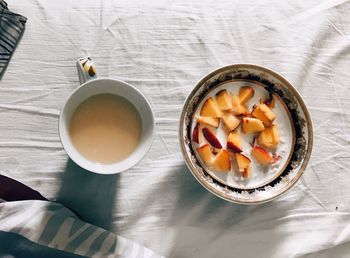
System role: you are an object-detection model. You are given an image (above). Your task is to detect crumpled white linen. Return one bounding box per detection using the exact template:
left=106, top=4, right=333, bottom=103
left=1, top=0, right=350, bottom=257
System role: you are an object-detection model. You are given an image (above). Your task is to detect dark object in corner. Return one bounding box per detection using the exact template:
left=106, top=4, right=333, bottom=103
left=0, top=0, right=27, bottom=79
left=0, top=175, right=47, bottom=202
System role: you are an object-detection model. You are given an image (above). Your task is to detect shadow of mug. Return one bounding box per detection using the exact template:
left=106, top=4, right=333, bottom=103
left=55, top=159, right=119, bottom=230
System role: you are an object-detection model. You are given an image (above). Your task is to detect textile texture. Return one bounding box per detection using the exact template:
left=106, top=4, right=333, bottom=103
left=0, top=200, right=164, bottom=257
left=0, top=0, right=350, bottom=257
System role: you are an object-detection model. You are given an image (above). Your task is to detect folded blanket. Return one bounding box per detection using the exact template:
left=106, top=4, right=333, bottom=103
left=0, top=175, right=164, bottom=257
left=0, top=0, right=27, bottom=79
left=0, top=200, right=164, bottom=258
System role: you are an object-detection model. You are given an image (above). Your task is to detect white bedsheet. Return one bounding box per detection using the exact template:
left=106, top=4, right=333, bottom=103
left=1, top=0, right=350, bottom=257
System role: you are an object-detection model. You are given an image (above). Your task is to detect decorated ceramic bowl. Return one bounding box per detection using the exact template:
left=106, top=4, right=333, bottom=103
left=179, top=64, right=313, bottom=204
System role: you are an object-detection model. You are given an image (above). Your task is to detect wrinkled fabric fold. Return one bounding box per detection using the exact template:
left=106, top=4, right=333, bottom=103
left=0, top=0, right=349, bottom=257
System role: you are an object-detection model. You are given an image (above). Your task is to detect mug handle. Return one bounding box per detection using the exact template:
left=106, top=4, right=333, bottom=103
left=76, top=57, right=97, bottom=84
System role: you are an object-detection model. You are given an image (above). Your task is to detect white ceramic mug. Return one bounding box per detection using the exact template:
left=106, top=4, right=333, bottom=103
left=59, top=57, right=155, bottom=174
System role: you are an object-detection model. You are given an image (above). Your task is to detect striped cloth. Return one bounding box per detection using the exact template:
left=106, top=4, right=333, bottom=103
left=0, top=200, right=165, bottom=258
left=0, top=0, right=27, bottom=79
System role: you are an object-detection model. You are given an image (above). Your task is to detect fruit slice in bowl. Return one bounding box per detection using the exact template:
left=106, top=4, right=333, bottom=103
left=227, top=131, right=242, bottom=153
left=235, top=153, right=251, bottom=178
left=202, top=127, right=222, bottom=149
left=251, top=146, right=273, bottom=166
left=257, top=125, right=279, bottom=150
left=197, top=144, right=214, bottom=167
left=231, top=95, right=249, bottom=115
left=196, top=116, right=220, bottom=128
left=252, top=103, right=276, bottom=127
left=241, top=117, right=265, bottom=134
left=211, top=149, right=231, bottom=172
left=239, top=86, right=254, bottom=103
left=192, top=122, right=200, bottom=144
left=200, top=97, right=221, bottom=118
left=216, top=89, right=232, bottom=111
left=221, top=113, right=240, bottom=132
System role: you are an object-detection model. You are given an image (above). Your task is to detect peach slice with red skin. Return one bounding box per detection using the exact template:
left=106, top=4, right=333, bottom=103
left=251, top=146, right=273, bottom=166
left=200, top=97, right=221, bottom=118
left=262, top=92, right=275, bottom=109
left=197, top=144, right=213, bottom=167
left=211, top=149, right=231, bottom=172
left=216, top=89, right=233, bottom=111
left=221, top=113, right=240, bottom=132
left=232, top=95, right=249, bottom=115
left=241, top=117, right=265, bottom=134
left=202, top=127, right=222, bottom=149
left=239, top=86, right=254, bottom=103
left=251, top=103, right=276, bottom=127
left=192, top=123, right=200, bottom=144
left=196, top=116, right=220, bottom=128
left=227, top=131, right=242, bottom=153
left=235, top=153, right=251, bottom=178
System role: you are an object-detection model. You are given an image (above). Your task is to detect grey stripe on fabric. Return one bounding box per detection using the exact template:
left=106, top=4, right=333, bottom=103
left=3, top=16, right=25, bottom=31
left=85, top=231, right=111, bottom=257
left=0, top=41, right=12, bottom=54
left=0, top=27, right=16, bottom=45
left=0, top=0, right=27, bottom=79
left=0, top=36, right=14, bottom=51
left=107, top=236, right=117, bottom=253
left=65, top=225, right=97, bottom=253
left=0, top=24, right=19, bottom=50
left=1, top=17, right=23, bottom=34
left=38, top=214, right=66, bottom=245
left=68, top=219, right=86, bottom=236
left=3, top=28, right=19, bottom=42
left=0, top=1, right=7, bottom=9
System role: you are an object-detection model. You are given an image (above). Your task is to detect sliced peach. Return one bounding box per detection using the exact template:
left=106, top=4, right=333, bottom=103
left=197, top=144, right=213, bottom=166
left=211, top=149, right=231, bottom=172
left=257, top=125, right=280, bottom=149
left=251, top=146, right=273, bottom=165
left=270, top=125, right=279, bottom=144
left=227, top=131, right=242, bottom=153
left=235, top=153, right=251, bottom=178
left=232, top=95, right=249, bottom=115
left=216, top=89, right=232, bottom=111
left=200, top=97, right=221, bottom=118
left=251, top=103, right=276, bottom=127
left=242, top=166, right=251, bottom=178
left=221, top=113, right=240, bottom=132
left=192, top=122, right=200, bottom=144
left=241, top=117, right=265, bottom=134
left=202, top=127, right=222, bottom=149
left=239, top=86, right=254, bottom=103
left=197, top=116, right=220, bottom=128
left=263, top=92, right=275, bottom=109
